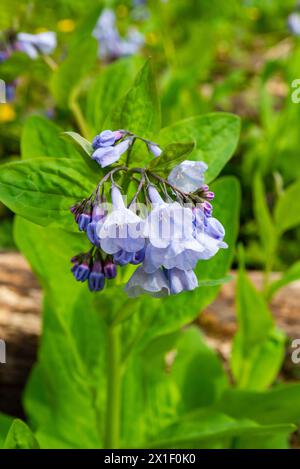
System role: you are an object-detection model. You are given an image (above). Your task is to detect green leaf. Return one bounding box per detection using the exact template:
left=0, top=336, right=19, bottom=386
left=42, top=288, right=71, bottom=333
left=217, top=383, right=300, bottom=425
left=253, top=173, right=277, bottom=269
left=0, top=413, right=13, bottom=447
left=15, top=217, right=107, bottom=448
left=148, top=141, right=195, bottom=174
left=3, top=419, right=39, bottom=449
left=159, top=113, right=241, bottom=183
left=170, top=327, right=228, bottom=413
left=145, top=409, right=294, bottom=449
left=274, top=179, right=300, bottom=234
left=107, top=60, right=161, bottom=139
left=62, top=131, right=98, bottom=170
left=86, top=57, right=141, bottom=134
left=230, top=250, right=285, bottom=390
left=267, top=260, right=300, bottom=300
left=0, top=158, right=99, bottom=230
left=51, top=37, right=98, bottom=108
left=0, top=52, right=31, bottom=81
left=21, top=116, right=80, bottom=160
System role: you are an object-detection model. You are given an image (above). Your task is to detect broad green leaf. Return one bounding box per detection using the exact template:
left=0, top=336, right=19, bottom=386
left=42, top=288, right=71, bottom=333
left=0, top=413, right=13, bottom=447
left=86, top=57, right=141, bottom=134
left=15, top=217, right=107, bottom=448
left=0, top=52, right=31, bottom=81
left=231, top=251, right=285, bottom=390
left=144, top=409, right=294, bottom=449
left=170, top=327, right=228, bottom=413
left=3, top=419, right=39, bottom=449
left=274, top=179, right=300, bottom=234
left=267, top=260, right=300, bottom=300
left=158, top=113, right=241, bottom=183
left=21, top=116, right=80, bottom=160
left=216, top=384, right=300, bottom=425
left=0, top=158, right=100, bottom=230
left=62, top=131, right=97, bottom=169
left=107, top=61, right=161, bottom=140
left=253, top=173, right=277, bottom=270
left=51, top=37, right=98, bottom=108
left=148, top=142, right=195, bottom=174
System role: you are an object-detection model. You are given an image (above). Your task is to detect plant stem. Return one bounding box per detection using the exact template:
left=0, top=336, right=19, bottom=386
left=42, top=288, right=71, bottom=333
left=70, top=97, right=90, bottom=140
left=105, top=324, right=122, bottom=449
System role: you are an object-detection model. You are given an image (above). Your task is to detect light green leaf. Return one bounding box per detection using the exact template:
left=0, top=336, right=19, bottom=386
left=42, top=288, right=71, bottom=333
left=0, top=158, right=99, bottom=230
left=0, top=413, right=13, bottom=448
left=148, top=142, right=195, bottom=174
left=159, top=113, right=241, bottom=183
left=267, top=260, right=300, bottom=300
left=62, top=131, right=98, bottom=169
left=230, top=250, right=286, bottom=390
left=253, top=172, right=277, bottom=269
left=51, top=37, right=98, bottom=108
left=107, top=60, right=161, bottom=140
left=86, top=57, right=141, bottom=134
left=3, top=419, right=39, bottom=449
left=274, top=179, right=300, bottom=234
left=21, top=116, right=80, bottom=160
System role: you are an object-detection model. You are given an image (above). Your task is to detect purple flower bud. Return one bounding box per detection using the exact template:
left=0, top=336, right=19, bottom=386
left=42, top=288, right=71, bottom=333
left=88, top=260, right=105, bottom=292
left=130, top=248, right=145, bottom=265
left=72, top=262, right=90, bottom=282
left=206, top=191, right=215, bottom=201
left=78, top=213, right=92, bottom=231
left=201, top=184, right=209, bottom=192
left=103, top=259, right=117, bottom=279
left=147, top=143, right=162, bottom=157
left=92, top=130, right=116, bottom=149
left=203, top=201, right=213, bottom=217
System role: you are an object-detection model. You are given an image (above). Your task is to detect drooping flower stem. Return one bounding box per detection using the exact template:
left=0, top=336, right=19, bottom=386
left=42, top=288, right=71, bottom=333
left=105, top=323, right=122, bottom=449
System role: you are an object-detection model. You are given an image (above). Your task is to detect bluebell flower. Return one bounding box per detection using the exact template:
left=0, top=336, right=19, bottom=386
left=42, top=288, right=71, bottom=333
left=98, top=186, right=145, bottom=255
left=93, top=8, right=144, bottom=61
left=16, top=32, right=57, bottom=59
left=92, top=137, right=133, bottom=168
left=71, top=261, right=90, bottom=282
left=288, top=12, right=300, bottom=36
left=193, top=209, right=227, bottom=260
left=103, top=259, right=117, bottom=279
left=167, top=268, right=198, bottom=294
left=143, top=187, right=204, bottom=272
left=125, top=265, right=170, bottom=298
left=88, top=260, right=105, bottom=292
left=92, top=130, right=123, bottom=149
left=168, top=160, right=208, bottom=193
left=147, top=143, right=162, bottom=157
left=113, top=247, right=145, bottom=266
left=78, top=212, right=92, bottom=232
left=86, top=202, right=106, bottom=247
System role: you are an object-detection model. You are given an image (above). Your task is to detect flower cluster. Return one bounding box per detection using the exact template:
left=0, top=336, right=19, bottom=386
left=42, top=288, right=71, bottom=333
left=70, top=129, right=227, bottom=298
left=93, top=9, right=144, bottom=61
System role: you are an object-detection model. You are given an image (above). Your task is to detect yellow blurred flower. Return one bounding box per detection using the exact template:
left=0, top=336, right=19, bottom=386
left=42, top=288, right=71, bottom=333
left=57, top=19, right=76, bottom=33
left=0, top=104, right=16, bottom=122
left=145, top=32, right=158, bottom=46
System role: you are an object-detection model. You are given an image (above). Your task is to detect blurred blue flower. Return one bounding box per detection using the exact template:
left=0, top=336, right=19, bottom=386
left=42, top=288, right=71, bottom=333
left=16, top=31, right=57, bottom=59
left=93, top=8, right=144, bottom=61
left=147, top=142, right=162, bottom=157
left=288, top=12, right=300, bottom=36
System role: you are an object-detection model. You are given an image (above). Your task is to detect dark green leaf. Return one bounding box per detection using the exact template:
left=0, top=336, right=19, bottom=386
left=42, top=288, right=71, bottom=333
left=159, top=113, right=241, bottom=183
left=148, top=141, right=195, bottom=174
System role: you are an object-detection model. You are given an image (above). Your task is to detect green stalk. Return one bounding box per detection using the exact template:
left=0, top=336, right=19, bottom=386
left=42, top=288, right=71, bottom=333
left=105, top=324, right=122, bottom=449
